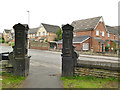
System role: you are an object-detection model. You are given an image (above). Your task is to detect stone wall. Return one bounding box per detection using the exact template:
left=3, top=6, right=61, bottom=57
left=2, top=60, right=13, bottom=73
left=30, top=41, right=48, bottom=50
left=74, top=60, right=120, bottom=78
left=74, top=67, right=119, bottom=78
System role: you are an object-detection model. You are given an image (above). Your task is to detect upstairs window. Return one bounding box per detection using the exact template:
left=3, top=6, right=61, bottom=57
left=39, top=32, right=41, bottom=36
left=43, top=32, right=45, bottom=35
left=107, top=33, right=109, bottom=37
left=96, top=30, right=99, bottom=36
left=102, top=31, right=104, bottom=36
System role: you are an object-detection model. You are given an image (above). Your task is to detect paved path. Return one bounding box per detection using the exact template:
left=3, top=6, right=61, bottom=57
left=79, top=54, right=118, bottom=60
left=20, top=49, right=64, bottom=88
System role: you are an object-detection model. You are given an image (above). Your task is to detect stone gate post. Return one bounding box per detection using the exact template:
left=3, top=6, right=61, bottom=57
left=12, top=23, right=30, bottom=76
left=62, top=24, right=74, bottom=76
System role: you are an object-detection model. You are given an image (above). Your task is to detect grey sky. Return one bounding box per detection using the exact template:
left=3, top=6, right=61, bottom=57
left=0, top=0, right=119, bottom=32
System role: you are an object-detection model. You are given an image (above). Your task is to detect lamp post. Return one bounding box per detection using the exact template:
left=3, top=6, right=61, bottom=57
left=27, top=11, right=30, bottom=50
left=27, top=11, right=30, bottom=26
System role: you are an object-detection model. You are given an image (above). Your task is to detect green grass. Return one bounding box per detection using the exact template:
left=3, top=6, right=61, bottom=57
left=2, top=73, right=26, bottom=88
left=61, top=76, right=120, bottom=88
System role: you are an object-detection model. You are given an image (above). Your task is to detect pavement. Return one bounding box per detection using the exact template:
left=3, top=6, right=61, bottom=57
left=19, top=49, right=64, bottom=88
left=79, top=54, right=118, bottom=60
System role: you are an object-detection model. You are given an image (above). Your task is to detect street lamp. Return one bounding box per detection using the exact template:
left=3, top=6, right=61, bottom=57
left=27, top=11, right=30, bottom=26
left=27, top=11, right=30, bottom=51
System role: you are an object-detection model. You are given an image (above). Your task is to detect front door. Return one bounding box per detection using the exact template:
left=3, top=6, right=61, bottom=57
left=102, top=44, right=104, bottom=53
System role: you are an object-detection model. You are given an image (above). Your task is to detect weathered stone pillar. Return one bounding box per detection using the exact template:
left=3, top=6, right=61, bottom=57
left=12, top=23, right=30, bottom=76
left=62, top=24, right=74, bottom=77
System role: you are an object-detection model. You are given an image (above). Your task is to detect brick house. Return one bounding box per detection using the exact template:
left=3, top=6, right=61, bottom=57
left=3, top=29, right=15, bottom=43
left=58, top=16, right=119, bottom=53
left=58, top=35, right=90, bottom=50
left=28, top=23, right=60, bottom=42
left=105, top=26, right=119, bottom=52
left=3, top=29, right=15, bottom=42
left=28, top=27, right=39, bottom=41
left=3, top=29, right=11, bottom=42
left=0, top=33, right=2, bottom=38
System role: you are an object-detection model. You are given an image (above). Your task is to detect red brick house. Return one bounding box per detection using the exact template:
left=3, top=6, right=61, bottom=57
left=105, top=26, right=119, bottom=52
left=58, top=16, right=119, bottom=53
left=0, top=33, right=2, bottom=38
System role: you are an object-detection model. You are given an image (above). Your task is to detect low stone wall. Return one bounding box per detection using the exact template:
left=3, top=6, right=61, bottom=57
left=2, top=60, right=13, bottom=73
left=30, top=46, right=48, bottom=50
left=74, top=60, right=120, bottom=78
left=1, top=43, right=9, bottom=46
left=30, top=41, right=48, bottom=50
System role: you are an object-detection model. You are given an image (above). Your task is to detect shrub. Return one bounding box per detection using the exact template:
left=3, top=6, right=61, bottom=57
left=9, top=42, right=15, bottom=46
left=0, top=37, right=5, bottom=43
left=105, top=46, right=110, bottom=52
left=5, top=41, right=8, bottom=43
left=45, top=39, right=48, bottom=42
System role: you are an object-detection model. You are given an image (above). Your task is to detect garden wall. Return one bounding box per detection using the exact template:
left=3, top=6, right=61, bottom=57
left=74, top=60, right=120, bottom=78
left=29, top=41, right=49, bottom=50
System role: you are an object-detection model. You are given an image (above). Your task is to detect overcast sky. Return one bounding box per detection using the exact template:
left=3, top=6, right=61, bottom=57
left=0, top=0, right=119, bottom=32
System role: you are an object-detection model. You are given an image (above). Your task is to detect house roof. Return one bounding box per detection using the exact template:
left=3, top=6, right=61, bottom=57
left=110, top=39, right=119, bottom=42
left=29, top=27, right=39, bottom=34
left=4, top=29, right=11, bottom=33
left=94, top=37, right=105, bottom=44
left=73, top=35, right=90, bottom=43
left=29, top=38, right=36, bottom=41
left=58, top=35, right=90, bottom=44
left=39, top=37, right=46, bottom=40
left=106, top=25, right=118, bottom=34
left=71, top=16, right=102, bottom=32
left=41, top=23, right=60, bottom=33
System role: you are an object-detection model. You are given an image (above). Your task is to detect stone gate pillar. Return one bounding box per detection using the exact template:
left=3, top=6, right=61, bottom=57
left=62, top=24, right=74, bottom=76
left=12, top=23, right=30, bottom=76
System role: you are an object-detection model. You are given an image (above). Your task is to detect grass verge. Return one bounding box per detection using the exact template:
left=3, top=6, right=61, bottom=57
left=61, top=76, right=120, bottom=88
left=1, top=73, right=26, bottom=88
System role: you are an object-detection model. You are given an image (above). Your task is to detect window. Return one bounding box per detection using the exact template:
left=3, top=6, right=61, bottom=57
left=43, top=32, right=45, bottom=35
left=107, top=33, right=109, bottom=37
left=111, top=34, right=113, bottom=38
left=83, top=43, right=89, bottom=50
left=102, top=31, right=104, bottom=36
left=114, top=34, right=115, bottom=38
left=73, top=32, right=76, bottom=37
left=39, top=32, right=41, bottom=36
left=96, top=30, right=99, bottom=36
left=119, top=35, right=120, bottom=39
left=107, top=44, right=110, bottom=46
left=33, top=34, right=35, bottom=37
